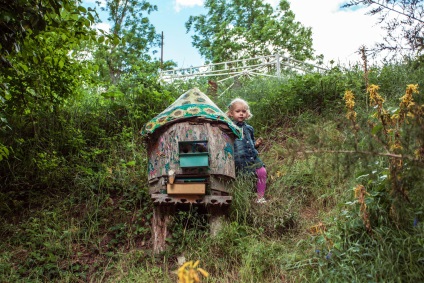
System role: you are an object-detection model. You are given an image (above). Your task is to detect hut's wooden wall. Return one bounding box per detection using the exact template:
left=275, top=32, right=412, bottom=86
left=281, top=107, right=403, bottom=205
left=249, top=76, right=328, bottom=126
left=147, top=121, right=235, bottom=182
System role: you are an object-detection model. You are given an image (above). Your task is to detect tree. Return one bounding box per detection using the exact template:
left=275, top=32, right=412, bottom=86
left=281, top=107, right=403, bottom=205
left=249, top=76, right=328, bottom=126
left=0, top=0, right=98, bottom=166
left=1, top=0, right=61, bottom=57
left=342, top=0, right=424, bottom=60
left=94, top=0, right=161, bottom=85
left=185, top=0, right=314, bottom=63
left=0, top=0, right=97, bottom=65
left=0, top=0, right=97, bottom=124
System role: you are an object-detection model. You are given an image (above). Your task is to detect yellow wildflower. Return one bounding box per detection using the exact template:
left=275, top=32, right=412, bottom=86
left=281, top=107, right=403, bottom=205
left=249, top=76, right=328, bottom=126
left=354, top=185, right=372, bottom=233
left=390, top=141, right=403, bottom=152
left=407, top=112, right=415, bottom=118
left=414, top=147, right=424, bottom=160
left=344, top=90, right=355, bottom=109
left=346, top=111, right=357, bottom=121
left=176, top=260, right=209, bottom=283
left=398, top=84, right=419, bottom=123
left=406, top=84, right=419, bottom=94
left=391, top=113, right=399, bottom=121
left=344, top=90, right=357, bottom=122
left=368, top=84, right=384, bottom=108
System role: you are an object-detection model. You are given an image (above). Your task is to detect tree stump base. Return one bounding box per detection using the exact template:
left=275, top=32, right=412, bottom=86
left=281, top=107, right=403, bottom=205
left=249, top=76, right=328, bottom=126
left=208, top=205, right=228, bottom=237
left=152, top=205, right=174, bottom=253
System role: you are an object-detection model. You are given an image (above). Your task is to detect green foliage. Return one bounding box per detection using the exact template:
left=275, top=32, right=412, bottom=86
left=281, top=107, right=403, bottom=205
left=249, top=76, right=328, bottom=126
left=92, top=0, right=161, bottom=85
left=310, top=214, right=424, bottom=282
left=215, top=68, right=347, bottom=130
left=167, top=207, right=210, bottom=255
left=0, top=0, right=99, bottom=171
left=0, top=0, right=95, bottom=56
left=0, top=107, right=153, bottom=280
left=2, top=53, right=424, bottom=282
left=0, top=144, right=8, bottom=161
left=185, top=0, right=314, bottom=63
left=229, top=175, right=298, bottom=237
left=368, top=61, right=424, bottom=100
left=305, top=76, right=424, bottom=281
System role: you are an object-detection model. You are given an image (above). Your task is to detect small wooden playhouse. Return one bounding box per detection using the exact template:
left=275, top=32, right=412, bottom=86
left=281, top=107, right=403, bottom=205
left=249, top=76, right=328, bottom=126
left=141, top=88, right=241, bottom=253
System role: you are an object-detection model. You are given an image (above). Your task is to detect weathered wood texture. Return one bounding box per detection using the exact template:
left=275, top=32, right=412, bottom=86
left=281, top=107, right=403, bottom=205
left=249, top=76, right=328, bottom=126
left=146, top=120, right=236, bottom=188
left=167, top=183, right=206, bottom=194
left=207, top=205, right=229, bottom=237
left=152, top=205, right=175, bottom=253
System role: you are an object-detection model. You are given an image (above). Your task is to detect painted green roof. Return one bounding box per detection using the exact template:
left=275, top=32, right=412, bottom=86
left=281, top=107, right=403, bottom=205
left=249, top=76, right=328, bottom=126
left=141, top=88, right=241, bottom=138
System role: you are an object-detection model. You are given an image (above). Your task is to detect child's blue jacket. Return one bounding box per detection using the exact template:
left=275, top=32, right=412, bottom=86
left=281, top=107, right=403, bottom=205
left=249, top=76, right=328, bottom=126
left=234, top=121, right=264, bottom=174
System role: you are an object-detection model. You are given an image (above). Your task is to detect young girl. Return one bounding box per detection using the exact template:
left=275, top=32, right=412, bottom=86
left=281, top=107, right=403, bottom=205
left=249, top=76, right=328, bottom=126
left=226, top=98, right=267, bottom=203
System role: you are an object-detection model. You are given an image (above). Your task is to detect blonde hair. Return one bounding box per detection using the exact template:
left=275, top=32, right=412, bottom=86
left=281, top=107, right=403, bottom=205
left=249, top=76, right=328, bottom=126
left=226, top=98, right=253, bottom=120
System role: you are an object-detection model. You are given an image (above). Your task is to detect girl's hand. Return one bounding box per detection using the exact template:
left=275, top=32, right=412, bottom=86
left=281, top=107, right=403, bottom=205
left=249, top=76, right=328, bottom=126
left=255, top=137, right=263, bottom=148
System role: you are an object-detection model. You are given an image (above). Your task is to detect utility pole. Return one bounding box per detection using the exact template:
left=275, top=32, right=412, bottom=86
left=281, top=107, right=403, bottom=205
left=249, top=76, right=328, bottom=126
left=161, top=31, right=164, bottom=70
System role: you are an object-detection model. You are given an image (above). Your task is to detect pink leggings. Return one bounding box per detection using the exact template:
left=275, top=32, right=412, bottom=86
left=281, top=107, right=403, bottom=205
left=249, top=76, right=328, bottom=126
left=255, top=166, right=267, bottom=198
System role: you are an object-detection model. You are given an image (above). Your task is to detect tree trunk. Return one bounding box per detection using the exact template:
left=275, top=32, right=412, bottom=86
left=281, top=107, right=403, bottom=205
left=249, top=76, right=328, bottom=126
left=152, top=205, right=174, bottom=253
left=208, top=205, right=228, bottom=237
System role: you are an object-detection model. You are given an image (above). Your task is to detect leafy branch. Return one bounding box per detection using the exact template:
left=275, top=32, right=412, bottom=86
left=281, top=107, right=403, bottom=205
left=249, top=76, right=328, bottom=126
left=343, top=0, right=424, bottom=24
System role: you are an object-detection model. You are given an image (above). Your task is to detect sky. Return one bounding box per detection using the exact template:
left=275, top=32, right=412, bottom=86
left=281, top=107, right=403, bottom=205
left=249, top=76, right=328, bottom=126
left=83, top=0, right=385, bottom=69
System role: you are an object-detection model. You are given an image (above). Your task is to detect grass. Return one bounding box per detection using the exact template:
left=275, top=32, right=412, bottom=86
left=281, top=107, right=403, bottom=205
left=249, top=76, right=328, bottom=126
left=2, top=65, right=424, bottom=282
left=0, top=125, right=343, bottom=282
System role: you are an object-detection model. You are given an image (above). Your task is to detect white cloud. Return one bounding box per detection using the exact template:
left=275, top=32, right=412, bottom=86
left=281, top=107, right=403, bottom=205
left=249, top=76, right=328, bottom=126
left=174, top=0, right=204, bottom=12
left=83, top=0, right=106, bottom=7
left=94, top=22, right=111, bottom=34
left=264, top=0, right=280, bottom=6
left=289, top=0, right=384, bottom=66
left=170, top=0, right=384, bottom=65
left=174, top=0, right=278, bottom=12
